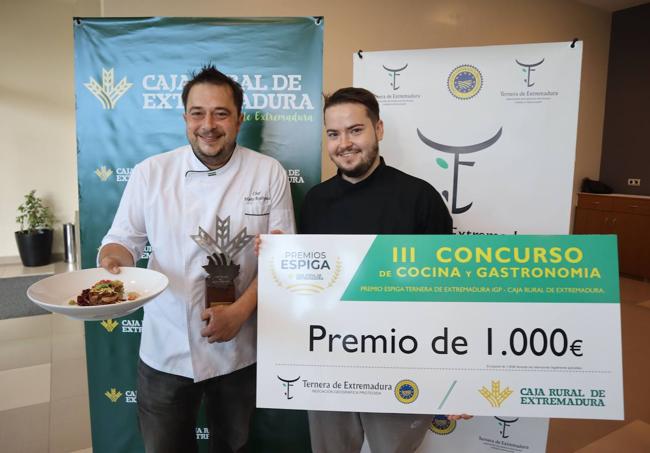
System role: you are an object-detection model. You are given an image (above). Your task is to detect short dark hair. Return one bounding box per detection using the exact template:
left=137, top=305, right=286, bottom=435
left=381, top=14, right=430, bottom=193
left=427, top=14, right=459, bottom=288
left=182, top=64, right=244, bottom=114
left=323, top=87, right=380, bottom=124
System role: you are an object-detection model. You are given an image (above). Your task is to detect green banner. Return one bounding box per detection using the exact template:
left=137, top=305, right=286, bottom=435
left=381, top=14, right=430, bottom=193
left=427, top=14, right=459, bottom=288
left=74, top=17, right=322, bottom=452
left=342, top=235, right=619, bottom=303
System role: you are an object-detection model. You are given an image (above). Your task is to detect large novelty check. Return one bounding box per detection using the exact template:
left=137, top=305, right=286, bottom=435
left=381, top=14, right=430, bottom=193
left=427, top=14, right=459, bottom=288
left=257, top=235, right=623, bottom=419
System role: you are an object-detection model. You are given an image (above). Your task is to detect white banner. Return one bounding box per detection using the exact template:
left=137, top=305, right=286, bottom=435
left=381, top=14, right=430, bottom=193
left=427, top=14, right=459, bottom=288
left=353, top=41, right=582, bottom=235
left=362, top=416, right=549, bottom=453
left=350, top=42, right=584, bottom=449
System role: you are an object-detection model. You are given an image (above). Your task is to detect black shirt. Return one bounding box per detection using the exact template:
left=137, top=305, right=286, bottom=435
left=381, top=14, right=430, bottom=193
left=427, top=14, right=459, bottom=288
left=300, top=158, right=452, bottom=234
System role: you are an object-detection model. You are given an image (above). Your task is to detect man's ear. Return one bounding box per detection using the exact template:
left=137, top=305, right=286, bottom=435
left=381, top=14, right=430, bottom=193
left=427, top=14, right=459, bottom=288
left=375, top=119, right=384, bottom=141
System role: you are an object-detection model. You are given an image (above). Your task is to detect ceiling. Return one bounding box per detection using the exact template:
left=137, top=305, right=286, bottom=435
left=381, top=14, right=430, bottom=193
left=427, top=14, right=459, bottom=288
left=576, top=0, right=648, bottom=12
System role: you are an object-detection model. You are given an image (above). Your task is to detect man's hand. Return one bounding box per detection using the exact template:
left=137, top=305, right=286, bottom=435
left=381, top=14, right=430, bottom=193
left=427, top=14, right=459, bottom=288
left=254, top=229, right=284, bottom=257
left=99, top=255, right=122, bottom=274
left=99, top=243, right=135, bottom=274
left=200, top=303, right=247, bottom=343
left=447, top=414, right=473, bottom=421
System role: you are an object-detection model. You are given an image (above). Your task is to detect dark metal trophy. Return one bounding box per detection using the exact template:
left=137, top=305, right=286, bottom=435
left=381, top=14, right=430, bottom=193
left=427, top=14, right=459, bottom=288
left=191, top=216, right=254, bottom=308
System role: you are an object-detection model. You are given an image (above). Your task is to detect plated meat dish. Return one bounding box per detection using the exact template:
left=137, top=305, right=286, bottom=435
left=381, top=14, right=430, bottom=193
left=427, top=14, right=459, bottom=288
left=70, top=279, right=138, bottom=306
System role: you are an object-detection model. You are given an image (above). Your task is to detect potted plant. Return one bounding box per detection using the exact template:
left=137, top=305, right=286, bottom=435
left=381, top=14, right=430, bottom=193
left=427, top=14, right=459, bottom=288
left=15, top=190, right=55, bottom=266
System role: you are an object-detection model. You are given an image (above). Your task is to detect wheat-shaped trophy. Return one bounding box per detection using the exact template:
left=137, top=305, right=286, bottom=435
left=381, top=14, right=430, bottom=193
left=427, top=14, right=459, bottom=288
left=190, top=216, right=254, bottom=308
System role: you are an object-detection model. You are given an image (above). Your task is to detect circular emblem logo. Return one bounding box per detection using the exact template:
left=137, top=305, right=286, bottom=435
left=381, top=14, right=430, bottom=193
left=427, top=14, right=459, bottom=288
left=448, top=65, right=483, bottom=99
left=269, top=254, right=342, bottom=295
left=430, top=414, right=457, bottom=435
left=395, top=379, right=419, bottom=404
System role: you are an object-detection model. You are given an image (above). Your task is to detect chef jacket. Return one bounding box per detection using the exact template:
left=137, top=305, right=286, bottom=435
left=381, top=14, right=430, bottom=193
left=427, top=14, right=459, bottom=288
left=101, top=145, right=295, bottom=381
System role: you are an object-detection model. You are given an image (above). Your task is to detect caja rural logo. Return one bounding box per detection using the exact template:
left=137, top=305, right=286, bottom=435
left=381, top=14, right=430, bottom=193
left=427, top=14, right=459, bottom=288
left=101, top=319, right=119, bottom=332
left=101, top=318, right=142, bottom=334
left=84, top=68, right=132, bottom=109
left=479, top=380, right=513, bottom=407
left=94, top=166, right=133, bottom=183
left=269, top=250, right=342, bottom=294
left=104, top=388, right=137, bottom=403
left=94, top=166, right=113, bottom=182
left=104, top=388, right=122, bottom=402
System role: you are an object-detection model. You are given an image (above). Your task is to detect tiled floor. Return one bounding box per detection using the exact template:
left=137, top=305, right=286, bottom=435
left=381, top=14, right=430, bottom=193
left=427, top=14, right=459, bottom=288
left=0, top=260, right=649, bottom=452
left=0, top=312, right=92, bottom=452
left=0, top=261, right=91, bottom=453
left=546, top=275, right=650, bottom=452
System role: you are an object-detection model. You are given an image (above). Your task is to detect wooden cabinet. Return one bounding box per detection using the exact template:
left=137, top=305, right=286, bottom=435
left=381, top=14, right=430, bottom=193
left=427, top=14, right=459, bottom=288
left=573, top=193, right=650, bottom=279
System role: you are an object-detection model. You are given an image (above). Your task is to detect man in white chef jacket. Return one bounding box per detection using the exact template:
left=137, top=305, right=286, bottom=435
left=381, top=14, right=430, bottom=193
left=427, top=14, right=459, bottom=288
left=99, top=65, right=295, bottom=453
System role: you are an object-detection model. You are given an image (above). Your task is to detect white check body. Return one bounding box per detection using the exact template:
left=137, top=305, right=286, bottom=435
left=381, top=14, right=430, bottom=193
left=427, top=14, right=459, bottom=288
left=257, top=235, right=623, bottom=420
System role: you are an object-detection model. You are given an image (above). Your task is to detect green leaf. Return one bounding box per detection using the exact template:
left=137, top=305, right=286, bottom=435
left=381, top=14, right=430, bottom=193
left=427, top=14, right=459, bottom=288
left=436, top=158, right=449, bottom=169
left=15, top=190, right=55, bottom=232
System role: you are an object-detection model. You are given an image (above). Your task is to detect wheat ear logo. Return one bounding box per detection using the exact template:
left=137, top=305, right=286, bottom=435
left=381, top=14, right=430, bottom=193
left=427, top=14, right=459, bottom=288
left=101, top=319, right=119, bottom=332
left=479, top=380, right=513, bottom=407
left=104, top=388, right=123, bottom=403
left=84, top=68, right=133, bottom=109
left=94, top=166, right=113, bottom=182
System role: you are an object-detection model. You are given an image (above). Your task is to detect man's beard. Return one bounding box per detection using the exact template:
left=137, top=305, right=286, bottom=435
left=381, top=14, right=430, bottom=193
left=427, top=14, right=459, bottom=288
left=189, top=134, right=236, bottom=169
left=339, top=143, right=379, bottom=178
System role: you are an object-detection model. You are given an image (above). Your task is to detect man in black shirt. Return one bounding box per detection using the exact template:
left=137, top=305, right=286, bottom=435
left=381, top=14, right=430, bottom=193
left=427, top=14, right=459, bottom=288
left=301, top=87, right=459, bottom=453
left=301, top=91, right=450, bottom=237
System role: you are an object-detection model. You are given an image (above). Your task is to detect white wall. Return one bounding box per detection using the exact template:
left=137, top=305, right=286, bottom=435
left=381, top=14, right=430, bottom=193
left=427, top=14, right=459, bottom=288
left=0, top=0, right=611, bottom=258
left=0, top=0, right=100, bottom=259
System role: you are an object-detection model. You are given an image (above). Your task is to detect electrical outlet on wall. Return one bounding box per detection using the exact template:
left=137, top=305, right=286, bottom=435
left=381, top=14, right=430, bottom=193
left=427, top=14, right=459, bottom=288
left=627, top=178, right=641, bottom=186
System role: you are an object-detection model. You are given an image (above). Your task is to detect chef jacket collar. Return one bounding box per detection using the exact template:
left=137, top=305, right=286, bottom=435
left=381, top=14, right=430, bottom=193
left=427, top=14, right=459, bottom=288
left=185, top=144, right=242, bottom=179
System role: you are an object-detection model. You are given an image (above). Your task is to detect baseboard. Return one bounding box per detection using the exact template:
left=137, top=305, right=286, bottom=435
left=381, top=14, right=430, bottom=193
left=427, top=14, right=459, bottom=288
left=0, top=253, right=64, bottom=265
left=0, top=255, right=21, bottom=265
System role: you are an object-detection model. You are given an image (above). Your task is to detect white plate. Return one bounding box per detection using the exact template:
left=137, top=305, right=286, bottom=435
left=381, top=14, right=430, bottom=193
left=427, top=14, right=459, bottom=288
left=27, top=267, right=168, bottom=321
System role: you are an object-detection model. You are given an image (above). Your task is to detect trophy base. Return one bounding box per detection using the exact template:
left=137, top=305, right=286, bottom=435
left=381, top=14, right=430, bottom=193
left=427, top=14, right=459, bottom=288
left=205, top=282, right=236, bottom=309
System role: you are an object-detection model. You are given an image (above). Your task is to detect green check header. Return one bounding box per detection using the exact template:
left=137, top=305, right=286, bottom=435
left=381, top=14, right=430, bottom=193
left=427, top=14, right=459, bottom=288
left=341, top=235, right=619, bottom=303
